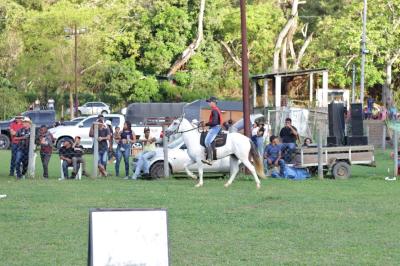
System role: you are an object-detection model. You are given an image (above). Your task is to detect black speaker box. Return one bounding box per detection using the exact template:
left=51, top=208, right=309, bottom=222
left=328, top=102, right=345, bottom=138
left=327, top=136, right=343, bottom=146
left=345, top=136, right=368, bottom=146
left=351, top=103, right=363, bottom=118
left=350, top=103, right=364, bottom=136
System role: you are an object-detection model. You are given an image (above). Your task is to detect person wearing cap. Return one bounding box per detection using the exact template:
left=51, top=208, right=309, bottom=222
left=36, top=125, right=55, bottom=179
left=72, top=136, right=88, bottom=178
left=13, top=118, right=32, bottom=179
left=131, top=127, right=156, bottom=180
left=59, top=139, right=75, bottom=179
left=201, top=96, right=223, bottom=165
left=8, top=115, right=24, bottom=176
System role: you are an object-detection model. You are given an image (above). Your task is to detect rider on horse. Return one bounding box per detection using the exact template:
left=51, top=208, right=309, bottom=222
left=201, top=96, right=223, bottom=165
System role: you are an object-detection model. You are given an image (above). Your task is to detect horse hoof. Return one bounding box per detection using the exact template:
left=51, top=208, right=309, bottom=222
left=224, top=182, right=231, bottom=188
left=195, top=183, right=203, bottom=188
left=256, top=183, right=261, bottom=189
left=190, top=175, right=197, bottom=180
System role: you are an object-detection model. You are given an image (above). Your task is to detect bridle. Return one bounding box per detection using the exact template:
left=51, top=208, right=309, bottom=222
left=167, top=115, right=203, bottom=136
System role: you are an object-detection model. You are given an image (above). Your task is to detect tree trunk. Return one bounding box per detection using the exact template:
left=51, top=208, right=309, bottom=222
left=293, top=32, right=313, bottom=70
left=281, top=37, right=288, bottom=71
left=385, top=50, right=400, bottom=107
left=167, top=0, right=206, bottom=77
left=221, top=41, right=242, bottom=67
left=273, top=17, right=295, bottom=72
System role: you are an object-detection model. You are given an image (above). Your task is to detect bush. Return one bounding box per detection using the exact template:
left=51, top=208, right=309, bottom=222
left=0, top=87, right=28, bottom=120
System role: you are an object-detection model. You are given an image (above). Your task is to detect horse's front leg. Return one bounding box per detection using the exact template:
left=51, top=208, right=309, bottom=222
left=184, top=160, right=197, bottom=180
left=195, top=159, right=204, bottom=187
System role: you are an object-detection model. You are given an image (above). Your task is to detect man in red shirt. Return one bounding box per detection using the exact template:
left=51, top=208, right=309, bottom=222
left=9, top=115, right=24, bottom=176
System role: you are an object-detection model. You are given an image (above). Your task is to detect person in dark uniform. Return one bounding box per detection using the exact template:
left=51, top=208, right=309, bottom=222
left=279, top=117, right=298, bottom=162
left=14, top=118, right=32, bottom=179
left=201, top=96, right=223, bottom=165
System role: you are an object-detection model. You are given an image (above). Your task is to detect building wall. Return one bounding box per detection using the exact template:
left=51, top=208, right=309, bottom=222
left=200, top=109, right=243, bottom=124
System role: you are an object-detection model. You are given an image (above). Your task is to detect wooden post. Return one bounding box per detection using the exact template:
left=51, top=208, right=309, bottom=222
left=322, top=71, right=329, bottom=107
left=92, top=123, right=99, bottom=178
left=275, top=75, right=281, bottom=107
left=382, top=126, right=386, bottom=150
left=394, top=130, right=398, bottom=177
left=317, top=129, right=323, bottom=179
left=252, top=80, right=257, bottom=108
left=309, top=73, right=314, bottom=104
left=27, top=124, right=36, bottom=179
left=365, top=125, right=369, bottom=145
left=163, top=125, right=169, bottom=178
left=263, top=78, right=268, bottom=108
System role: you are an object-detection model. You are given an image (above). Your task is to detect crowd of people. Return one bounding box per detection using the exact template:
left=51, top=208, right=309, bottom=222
left=8, top=113, right=159, bottom=180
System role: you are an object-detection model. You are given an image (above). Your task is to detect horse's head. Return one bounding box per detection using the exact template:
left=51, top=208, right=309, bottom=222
left=165, top=118, right=182, bottom=138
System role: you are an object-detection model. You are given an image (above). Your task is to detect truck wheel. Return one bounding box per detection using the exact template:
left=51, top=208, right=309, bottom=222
left=0, top=134, right=10, bottom=150
left=101, top=110, right=108, bottom=115
left=78, top=110, right=82, bottom=116
left=332, top=161, right=351, bottom=180
left=56, top=137, right=74, bottom=150
left=150, top=161, right=170, bottom=179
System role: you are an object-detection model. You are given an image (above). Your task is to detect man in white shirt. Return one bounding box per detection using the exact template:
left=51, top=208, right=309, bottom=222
left=131, top=127, right=156, bottom=180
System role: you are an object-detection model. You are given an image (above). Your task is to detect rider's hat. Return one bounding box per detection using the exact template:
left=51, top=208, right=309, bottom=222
left=206, top=96, right=218, bottom=103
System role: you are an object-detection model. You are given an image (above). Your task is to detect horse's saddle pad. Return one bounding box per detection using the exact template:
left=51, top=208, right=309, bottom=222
left=200, top=131, right=227, bottom=147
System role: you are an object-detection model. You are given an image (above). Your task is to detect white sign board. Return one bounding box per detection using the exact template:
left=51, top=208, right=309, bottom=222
left=89, top=209, right=169, bottom=266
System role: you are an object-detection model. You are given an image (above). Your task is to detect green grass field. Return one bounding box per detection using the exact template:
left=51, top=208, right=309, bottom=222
left=1, top=150, right=400, bottom=265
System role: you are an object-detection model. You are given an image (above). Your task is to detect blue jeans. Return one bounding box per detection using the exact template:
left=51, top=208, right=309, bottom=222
left=256, top=136, right=264, bottom=157
left=62, top=160, right=72, bottom=179
left=115, top=144, right=131, bottom=176
left=205, top=125, right=221, bottom=147
left=281, top=142, right=297, bottom=162
left=265, top=157, right=286, bottom=176
left=98, top=149, right=108, bottom=167
left=9, top=143, right=18, bottom=175
left=15, top=148, right=28, bottom=178
left=133, top=151, right=156, bottom=178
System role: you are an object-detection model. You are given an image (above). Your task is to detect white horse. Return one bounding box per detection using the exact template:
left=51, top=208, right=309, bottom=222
left=166, top=118, right=265, bottom=188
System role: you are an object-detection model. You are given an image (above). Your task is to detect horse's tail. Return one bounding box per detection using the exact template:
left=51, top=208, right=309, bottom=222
left=249, top=140, right=265, bottom=179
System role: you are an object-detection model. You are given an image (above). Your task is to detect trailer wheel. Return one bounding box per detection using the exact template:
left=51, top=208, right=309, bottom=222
left=332, top=161, right=351, bottom=179
left=0, top=134, right=10, bottom=150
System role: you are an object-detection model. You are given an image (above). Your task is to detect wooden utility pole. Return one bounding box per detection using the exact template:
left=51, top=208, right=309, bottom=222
left=360, top=0, right=367, bottom=105
left=240, top=0, right=251, bottom=137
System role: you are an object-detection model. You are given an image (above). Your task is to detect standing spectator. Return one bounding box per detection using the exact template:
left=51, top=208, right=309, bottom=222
left=14, top=118, right=32, bottom=179
left=366, top=96, right=374, bottom=119
left=59, top=140, right=75, bottom=179
left=279, top=117, right=298, bottom=162
left=97, top=121, right=111, bottom=177
left=116, top=122, right=135, bottom=178
left=251, top=122, right=259, bottom=145
left=36, top=125, right=54, bottom=179
left=264, top=135, right=285, bottom=176
left=131, top=128, right=156, bottom=180
left=256, top=124, right=266, bottom=157
left=72, top=136, right=88, bottom=178
left=47, top=98, right=55, bottom=110
left=105, top=120, right=114, bottom=165
left=9, top=115, right=24, bottom=176
left=34, top=99, right=41, bottom=111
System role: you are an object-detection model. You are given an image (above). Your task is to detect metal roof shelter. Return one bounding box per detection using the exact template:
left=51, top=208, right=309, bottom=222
left=250, top=68, right=329, bottom=108
left=126, top=103, right=187, bottom=125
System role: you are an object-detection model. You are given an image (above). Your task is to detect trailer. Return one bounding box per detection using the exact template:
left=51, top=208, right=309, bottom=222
left=293, top=145, right=375, bottom=179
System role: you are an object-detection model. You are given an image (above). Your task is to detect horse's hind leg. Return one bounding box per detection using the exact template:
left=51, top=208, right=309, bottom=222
left=224, top=156, right=240, bottom=188
left=241, top=157, right=261, bottom=189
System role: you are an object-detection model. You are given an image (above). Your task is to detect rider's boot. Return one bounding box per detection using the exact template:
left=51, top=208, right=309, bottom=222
left=202, top=146, right=214, bottom=165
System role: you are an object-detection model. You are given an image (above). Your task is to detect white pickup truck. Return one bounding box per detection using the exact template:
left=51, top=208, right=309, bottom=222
left=49, top=114, right=162, bottom=149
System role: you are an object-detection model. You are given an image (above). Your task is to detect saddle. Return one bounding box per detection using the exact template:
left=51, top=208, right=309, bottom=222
left=200, top=131, right=227, bottom=161
left=200, top=131, right=227, bottom=148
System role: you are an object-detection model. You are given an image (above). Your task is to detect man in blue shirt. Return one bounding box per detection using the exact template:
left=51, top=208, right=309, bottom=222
left=264, top=135, right=285, bottom=176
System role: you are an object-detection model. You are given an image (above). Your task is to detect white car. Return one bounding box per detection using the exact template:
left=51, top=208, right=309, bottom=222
left=144, top=137, right=231, bottom=179
left=49, top=114, right=124, bottom=149
left=67, top=102, right=111, bottom=116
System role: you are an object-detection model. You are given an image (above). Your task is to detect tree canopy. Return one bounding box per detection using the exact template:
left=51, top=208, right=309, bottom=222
left=0, top=0, right=399, bottom=118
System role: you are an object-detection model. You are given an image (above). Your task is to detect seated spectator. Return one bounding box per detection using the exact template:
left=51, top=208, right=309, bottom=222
left=97, top=121, right=111, bottom=177
left=36, top=125, right=54, bottom=179
left=115, top=122, right=135, bottom=178
left=59, top=140, right=75, bottom=179
left=264, top=135, right=285, bottom=176
left=72, top=136, right=88, bottom=178
left=279, top=118, right=298, bottom=162
left=131, top=127, right=156, bottom=180
left=302, top=137, right=312, bottom=147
